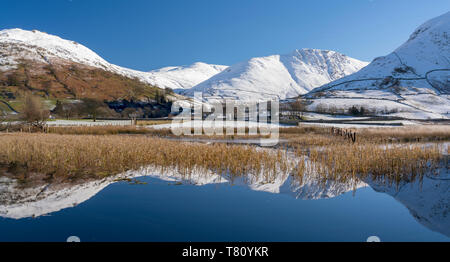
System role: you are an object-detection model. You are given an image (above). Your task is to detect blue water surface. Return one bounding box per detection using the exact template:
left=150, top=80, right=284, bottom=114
left=0, top=176, right=448, bottom=242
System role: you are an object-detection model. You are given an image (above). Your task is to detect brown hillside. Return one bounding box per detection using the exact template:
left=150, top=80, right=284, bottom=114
left=0, top=58, right=162, bottom=101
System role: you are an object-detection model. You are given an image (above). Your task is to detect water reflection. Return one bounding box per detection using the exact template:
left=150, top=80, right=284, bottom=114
left=0, top=166, right=448, bottom=238
left=362, top=166, right=449, bottom=237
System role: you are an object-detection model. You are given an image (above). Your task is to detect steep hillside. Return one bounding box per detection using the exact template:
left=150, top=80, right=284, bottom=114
left=0, top=29, right=168, bottom=102
left=0, top=59, right=162, bottom=101
left=305, top=11, right=450, bottom=119
left=0, top=29, right=221, bottom=102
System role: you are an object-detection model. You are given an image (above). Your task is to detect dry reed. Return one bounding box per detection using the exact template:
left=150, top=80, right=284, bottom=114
left=0, top=133, right=291, bottom=183
left=293, top=142, right=447, bottom=186
left=1, top=124, right=448, bottom=187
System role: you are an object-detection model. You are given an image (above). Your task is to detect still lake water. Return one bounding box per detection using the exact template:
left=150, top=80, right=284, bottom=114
left=0, top=173, right=449, bottom=242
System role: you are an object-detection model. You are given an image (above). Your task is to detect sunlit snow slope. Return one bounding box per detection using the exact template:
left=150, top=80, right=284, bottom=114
left=0, top=28, right=227, bottom=91
left=185, top=48, right=368, bottom=101
left=306, top=11, right=450, bottom=119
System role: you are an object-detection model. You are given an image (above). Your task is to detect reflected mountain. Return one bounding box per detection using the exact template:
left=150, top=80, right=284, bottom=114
left=0, top=167, right=364, bottom=219
left=0, top=166, right=448, bottom=238
left=230, top=171, right=366, bottom=200
left=363, top=167, right=450, bottom=237
left=0, top=176, right=116, bottom=219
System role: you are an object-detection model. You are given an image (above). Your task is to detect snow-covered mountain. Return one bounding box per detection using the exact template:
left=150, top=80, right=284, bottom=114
left=0, top=29, right=111, bottom=71
left=0, top=28, right=226, bottom=93
left=184, top=48, right=368, bottom=101
left=147, top=62, right=228, bottom=91
left=0, top=29, right=368, bottom=103
left=306, top=11, right=450, bottom=119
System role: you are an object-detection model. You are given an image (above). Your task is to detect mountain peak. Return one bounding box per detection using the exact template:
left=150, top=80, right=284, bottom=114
left=0, top=28, right=229, bottom=91
left=406, top=11, right=450, bottom=43
left=0, top=28, right=109, bottom=70
left=147, top=62, right=228, bottom=91
left=292, top=48, right=334, bottom=55
left=1, top=28, right=81, bottom=49
left=186, top=49, right=368, bottom=101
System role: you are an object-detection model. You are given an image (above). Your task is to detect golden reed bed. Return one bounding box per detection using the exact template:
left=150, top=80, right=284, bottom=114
left=0, top=130, right=447, bottom=186
left=0, top=133, right=290, bottom=181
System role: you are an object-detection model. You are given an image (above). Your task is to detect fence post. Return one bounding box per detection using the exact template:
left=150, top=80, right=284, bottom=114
left=351, top=132, right=356, bottom=143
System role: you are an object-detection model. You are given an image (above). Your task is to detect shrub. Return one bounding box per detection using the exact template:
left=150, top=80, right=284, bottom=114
left=20, top=95, right=49, bottom=129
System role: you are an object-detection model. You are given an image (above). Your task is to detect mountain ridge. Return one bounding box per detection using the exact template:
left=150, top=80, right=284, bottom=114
left=0, top=28, right=227, bottom=100
left=185, top=48, right=368, bottom=101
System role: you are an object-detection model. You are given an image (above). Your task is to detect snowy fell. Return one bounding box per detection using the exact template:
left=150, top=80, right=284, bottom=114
left=185, top=48, right=368, bottom=101
left=306, top=11, right=450, bottom=119
left=0, top=28, right=227, bottom=91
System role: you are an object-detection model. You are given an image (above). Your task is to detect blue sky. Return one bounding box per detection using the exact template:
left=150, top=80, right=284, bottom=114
left=1, top=0, right=448, bottom=70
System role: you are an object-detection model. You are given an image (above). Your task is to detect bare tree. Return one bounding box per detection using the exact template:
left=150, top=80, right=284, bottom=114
left=20, top=95, right=50, bottom=129
left=121, top=107, right=142, bottom=124
left=53, top=100, right=78, bottom=120
left=288, top=99, right=307, bottom=118
left=80, top=98, right=105, bottom=122
left=0, top=109, right=5, bottom=123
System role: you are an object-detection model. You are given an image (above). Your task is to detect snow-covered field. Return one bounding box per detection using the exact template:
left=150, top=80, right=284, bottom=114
left=301, top=112, right=370, bottom=121
left=297, top=121, right=418, bottom=129
left=46, top=119, right=133, bottom=126
left=148, top=120, right=285, bottom=130
left=307, top=97, right=449, bottom=120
